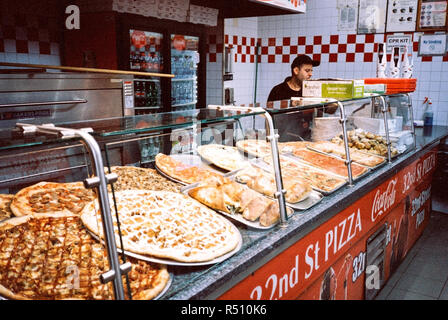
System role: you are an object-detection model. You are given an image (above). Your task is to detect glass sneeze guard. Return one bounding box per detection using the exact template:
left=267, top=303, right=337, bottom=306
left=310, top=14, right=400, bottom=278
left=0, top=108, right=266, bottom=150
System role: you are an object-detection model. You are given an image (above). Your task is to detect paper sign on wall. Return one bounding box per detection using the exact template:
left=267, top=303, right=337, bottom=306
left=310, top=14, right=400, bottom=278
left=418, top=33, right=448, bottom=56
left=386, top=34, right=413, bottom=52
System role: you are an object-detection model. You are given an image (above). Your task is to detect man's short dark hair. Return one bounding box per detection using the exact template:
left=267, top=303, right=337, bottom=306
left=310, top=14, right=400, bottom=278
left=291, top=54, right=320, bottom=74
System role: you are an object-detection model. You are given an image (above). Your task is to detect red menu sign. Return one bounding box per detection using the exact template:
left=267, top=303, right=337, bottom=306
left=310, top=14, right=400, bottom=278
left=219, top=147, right=438, bottom=300
left=249, top=0, right=307, bottom=13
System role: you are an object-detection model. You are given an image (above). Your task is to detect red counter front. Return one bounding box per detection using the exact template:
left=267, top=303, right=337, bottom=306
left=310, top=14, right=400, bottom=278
left=219, top=146, right=438, bottom=300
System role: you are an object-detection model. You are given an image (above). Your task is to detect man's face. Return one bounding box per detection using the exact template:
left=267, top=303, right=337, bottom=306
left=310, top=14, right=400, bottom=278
left=293, top=63, right=314, bottom=82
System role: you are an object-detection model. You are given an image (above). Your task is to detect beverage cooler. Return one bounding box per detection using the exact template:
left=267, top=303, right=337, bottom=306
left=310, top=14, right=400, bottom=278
left=64, top=11, right=206, bottom=115
left=126, top=24, right=204, bottom=114
left=170, top=34, right=200, bottom=111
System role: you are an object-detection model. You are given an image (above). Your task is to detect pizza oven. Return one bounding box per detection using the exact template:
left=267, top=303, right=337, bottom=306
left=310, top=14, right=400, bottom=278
left=0, top=72, right=135, bottom=194
left=0, top=72, right=134, bottom=129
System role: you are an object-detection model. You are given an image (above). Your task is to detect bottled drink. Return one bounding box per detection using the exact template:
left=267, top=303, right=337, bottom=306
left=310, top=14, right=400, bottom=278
left=153, top=54, right=160, bottom=72
left=151, top=82, right=158, bottom=106
left=145, top=82, right=152, bottom=106
left=147, top=53, right=154, bottom=72
left=139, top=53, right=146, bottom=71
left=134, top=81, right=143, bottom=107
left=390, top=47, right=401, bottom=78
left=178, top=55, right=185, bottom=78
left=376, top=43, right=387, bottom=78
left=423, top=98, right=433, bottom=127
left=132, top=51, right=140, bottom=69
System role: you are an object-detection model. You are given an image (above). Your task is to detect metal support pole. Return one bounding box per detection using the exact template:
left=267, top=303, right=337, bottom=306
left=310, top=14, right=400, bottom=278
left=16, top=123, right=127, bottom=300
left=378, top=96, right=392, bottom=162
left=257, top=109, right=288, bottom=227
left=336, top=101, right=354, bottom=186
left=406, top=93, right=417, bottom=150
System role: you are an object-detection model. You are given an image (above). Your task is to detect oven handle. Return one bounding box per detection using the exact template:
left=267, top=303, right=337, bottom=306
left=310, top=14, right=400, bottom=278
left=0, top=99, right=88, bottom=108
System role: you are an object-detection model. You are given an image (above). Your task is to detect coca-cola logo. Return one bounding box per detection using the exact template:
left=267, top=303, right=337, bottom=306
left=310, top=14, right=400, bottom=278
left=131, top=31, right=146, bottom=49
left=371, top=179, right=397, bottom=222
left=172, top=35, right=186, bottom=51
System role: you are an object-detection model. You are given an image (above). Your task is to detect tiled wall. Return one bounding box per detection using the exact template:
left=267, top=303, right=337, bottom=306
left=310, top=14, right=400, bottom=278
left=223, top=17, right=259, bottom=106
left=0, top=1, right=62, bottom=68
left=206, top=20, right=225, bottom=106
left=214, top=0, right=448, bottom=125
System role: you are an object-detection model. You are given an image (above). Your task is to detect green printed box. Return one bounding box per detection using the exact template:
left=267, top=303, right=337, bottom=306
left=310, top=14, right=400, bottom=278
left=302, top=79, right=365, bottom=99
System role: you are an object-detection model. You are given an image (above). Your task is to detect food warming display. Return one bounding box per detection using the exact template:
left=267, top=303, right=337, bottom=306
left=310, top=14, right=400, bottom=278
left=0, top=92, right=423, bottom=300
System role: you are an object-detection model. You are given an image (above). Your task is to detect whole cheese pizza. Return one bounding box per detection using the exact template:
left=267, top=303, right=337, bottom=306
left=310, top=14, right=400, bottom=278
left=197, top=144, right=250, bottom=171
left=81, top=190, right=241, bottom=263
left=310, top=141, right=385, bottom=168
left=107, top=166, right=181, bottom=192
left=289, top=148, right=368, bottom=178
left=155, top=153, right=223, bottom=185
left=0, top=213, right=169, bottom=300
left=10, top=181, right=96, bottom=217
left=0, top=194, right=14, bottom=221
left=263, top=156, right=346, bottom=193
left=236, top=139, right=272, bottom=158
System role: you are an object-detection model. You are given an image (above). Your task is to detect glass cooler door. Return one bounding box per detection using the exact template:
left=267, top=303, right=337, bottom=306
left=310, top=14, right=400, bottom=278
left=129, top=29, right=164, bottom=114
left=170, top=34, right=199, bottom=111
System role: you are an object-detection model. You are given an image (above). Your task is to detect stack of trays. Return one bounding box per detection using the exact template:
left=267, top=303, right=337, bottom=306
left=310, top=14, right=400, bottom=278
left=363, top=78, right=416, bottom=94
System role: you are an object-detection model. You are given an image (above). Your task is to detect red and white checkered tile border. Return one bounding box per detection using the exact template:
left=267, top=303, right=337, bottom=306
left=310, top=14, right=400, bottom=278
left=0, top=13, right=60, bottom=56
left=207, top=33, right=448, bottom=63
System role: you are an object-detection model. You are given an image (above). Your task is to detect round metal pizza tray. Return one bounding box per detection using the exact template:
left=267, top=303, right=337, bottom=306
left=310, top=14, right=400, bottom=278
left=154, top=164, right=188, bottom=185
left=235, top=140, right=271, bottom=159
left=170, top=154, right=225, bottom=174
left=153, top=272, right=173, bottom=300
left=0, top=274, right=172, bottom=300
left=154, top=154, right=225, bottom=185
left=283, top=189, right=323, bottom=210
left=196, top=144, right=250, bottom=172
left=118, top=227, right=243, bottom=267
left=87, top=226, right=243, bottom=267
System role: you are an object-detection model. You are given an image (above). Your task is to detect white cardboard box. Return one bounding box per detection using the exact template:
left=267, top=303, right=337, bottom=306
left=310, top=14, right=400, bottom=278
left=302, top=79, right=365, bottom=99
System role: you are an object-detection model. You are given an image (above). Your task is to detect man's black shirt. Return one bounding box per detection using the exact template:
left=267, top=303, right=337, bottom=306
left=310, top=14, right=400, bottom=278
left=267, top=76, right=302, bottom=101
left=267, top=77, right=312, bottom=142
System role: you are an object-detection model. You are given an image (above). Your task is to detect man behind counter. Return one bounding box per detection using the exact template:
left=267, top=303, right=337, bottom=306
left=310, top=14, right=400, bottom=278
left=267, top=54, right=335, bottom=142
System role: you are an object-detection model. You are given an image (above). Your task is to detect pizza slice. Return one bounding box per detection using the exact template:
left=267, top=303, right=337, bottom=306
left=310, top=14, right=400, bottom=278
left=187, top=175, right=289, bottom=227
left=235, top=165, right=312, bottom=203
left=155, top=153, right=223, bottom=185
left=264, top=155, right=346, bottom=193
left=0, top=194, right=14, bottom=221
left=197, top=144, right=250, bottom=171
left=236, top=139, right=272, bottom=158
left=290, top=148, right=368, bottom=178
left=278, top=141, right=312, bottom=154
left=107, top=165, right=181, bottom=192
left=311, top=141, right=385, bottom=167
left=0, top=213, right=170, bottom=300
left=10, top=181, right=96, bottom=217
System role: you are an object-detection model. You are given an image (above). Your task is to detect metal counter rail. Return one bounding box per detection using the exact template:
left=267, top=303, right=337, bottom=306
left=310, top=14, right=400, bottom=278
left=15, top=122, right=130, bottom=300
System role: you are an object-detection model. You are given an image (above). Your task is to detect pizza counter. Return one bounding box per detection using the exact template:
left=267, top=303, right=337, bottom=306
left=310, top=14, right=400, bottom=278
left=0, top=103, right=445, bottom=300
left=162, top=126, right=448, bottom=300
